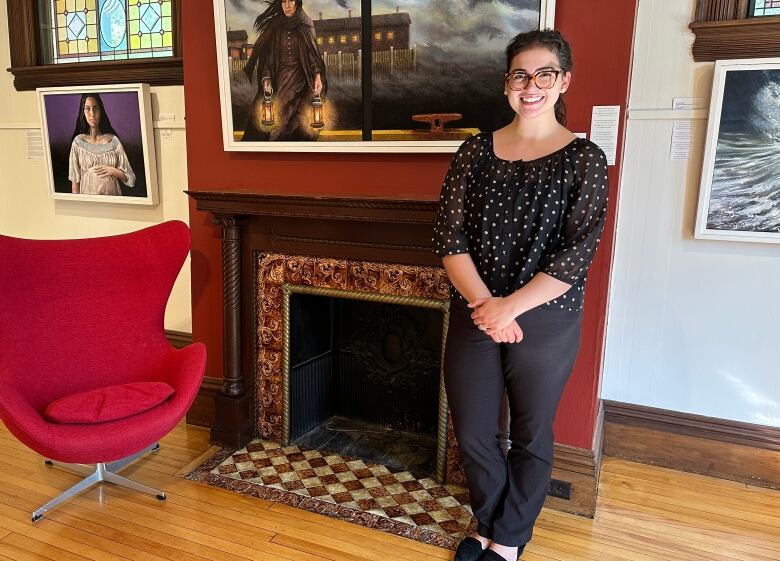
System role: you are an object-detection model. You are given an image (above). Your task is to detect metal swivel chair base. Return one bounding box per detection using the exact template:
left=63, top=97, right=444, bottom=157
left=32, top=442, right=166, bottom=522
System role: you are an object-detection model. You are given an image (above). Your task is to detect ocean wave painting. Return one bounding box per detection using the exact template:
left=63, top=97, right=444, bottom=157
left=708, top=131, right=780, bottom=232
left=698, top=62, right=780, bottom=243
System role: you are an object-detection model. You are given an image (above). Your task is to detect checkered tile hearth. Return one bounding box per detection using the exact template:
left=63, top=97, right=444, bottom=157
left=186, top=439, right=475, bottom=549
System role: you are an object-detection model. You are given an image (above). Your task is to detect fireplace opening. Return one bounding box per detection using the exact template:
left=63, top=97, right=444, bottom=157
left=286, top=291, right=445, bottom=478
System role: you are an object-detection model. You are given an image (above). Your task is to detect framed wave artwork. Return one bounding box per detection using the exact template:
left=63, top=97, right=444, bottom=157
left=695, top=58, right=780, bottom=244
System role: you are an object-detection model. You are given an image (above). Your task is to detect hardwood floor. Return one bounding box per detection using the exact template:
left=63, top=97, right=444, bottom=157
left=0, top=422, right=778, bottom=560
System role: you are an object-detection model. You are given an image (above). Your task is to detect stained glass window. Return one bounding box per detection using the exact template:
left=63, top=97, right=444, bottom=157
left=750, top=0, right=780, bottom=16
left=40, top=0, right=174, bottom=63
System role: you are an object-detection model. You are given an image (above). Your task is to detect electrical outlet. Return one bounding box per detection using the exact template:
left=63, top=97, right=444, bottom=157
left=547, top=479, right=571, bottom=500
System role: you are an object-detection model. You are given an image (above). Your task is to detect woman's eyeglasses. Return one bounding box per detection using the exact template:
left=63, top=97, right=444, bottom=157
left=505, top=69, right=561, bottom=91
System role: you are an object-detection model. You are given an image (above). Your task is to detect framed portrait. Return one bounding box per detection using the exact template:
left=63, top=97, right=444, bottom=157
left=37, top=83, right=159, bottom=205
left=213, top=0, right=556, bottom=152
left=695, top=58, right=780, bottom=244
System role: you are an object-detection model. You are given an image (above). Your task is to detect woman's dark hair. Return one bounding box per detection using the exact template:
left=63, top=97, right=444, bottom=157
left=71, top=93, right=117, bottom=142
left=254, top=0, right=303, bottom=35
left=505, top=29, right=572, bottom=126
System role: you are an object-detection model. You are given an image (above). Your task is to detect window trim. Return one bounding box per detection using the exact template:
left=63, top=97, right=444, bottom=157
left=6, top=0, right=182, bottom=91
left=689, top=14, right=780, bottom=61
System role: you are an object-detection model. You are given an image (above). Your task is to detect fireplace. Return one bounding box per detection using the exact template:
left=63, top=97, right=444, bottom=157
left=183, top=193, right=467, bottom=482
left=186, top=192, right=602, bottom=516
left=284, top=286, right=448, bottom=479
left=257, top=252, right=453, bottom=482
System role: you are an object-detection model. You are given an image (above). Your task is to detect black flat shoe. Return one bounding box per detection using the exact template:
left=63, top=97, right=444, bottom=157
left=478, top=546, right=525, bottom=561
left=454, top=537, right=486, bottom=561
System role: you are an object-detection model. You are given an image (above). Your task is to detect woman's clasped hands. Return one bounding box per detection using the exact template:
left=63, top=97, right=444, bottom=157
left=468, top=297, right=524, bottom=344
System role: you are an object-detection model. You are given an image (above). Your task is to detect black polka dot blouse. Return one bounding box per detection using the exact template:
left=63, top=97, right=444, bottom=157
left=432, top=132, right=609, bottom=312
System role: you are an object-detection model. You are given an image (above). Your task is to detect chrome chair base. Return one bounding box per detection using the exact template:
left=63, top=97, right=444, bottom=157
left=32, top=442, right=165, bottom=522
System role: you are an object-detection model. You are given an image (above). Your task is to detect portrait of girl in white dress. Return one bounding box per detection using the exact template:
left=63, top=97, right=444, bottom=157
left=68, top=93, right=136, bottom=196
left=38, top=84, right=158, bottom=205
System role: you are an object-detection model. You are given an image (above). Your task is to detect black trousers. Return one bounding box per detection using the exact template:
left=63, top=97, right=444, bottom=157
left=444, top=297, right=582, bottom=547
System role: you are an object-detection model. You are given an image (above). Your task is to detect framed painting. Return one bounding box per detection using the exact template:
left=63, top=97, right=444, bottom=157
left=37, top=83, right=159, bottom=205
left=213, top=0, right=556, bottom=152
left=695, top=58, right=780, bottom=243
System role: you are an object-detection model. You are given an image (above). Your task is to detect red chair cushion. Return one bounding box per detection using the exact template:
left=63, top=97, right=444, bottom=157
left=44, top=382, right=175, bottom=424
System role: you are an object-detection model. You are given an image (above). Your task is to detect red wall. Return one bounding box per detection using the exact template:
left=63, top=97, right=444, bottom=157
left=184, top=0, right=637, bottom=450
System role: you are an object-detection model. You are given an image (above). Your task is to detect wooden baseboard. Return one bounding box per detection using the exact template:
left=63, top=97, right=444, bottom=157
left=165, top=330, right=221, bottom=428
left=186, top=376, right=222, bottom=428
left=603, top=400, right=780, bottom=489
left=547, top=443, right=599, bottom=517
left=165, top=329, right=193, bottom=349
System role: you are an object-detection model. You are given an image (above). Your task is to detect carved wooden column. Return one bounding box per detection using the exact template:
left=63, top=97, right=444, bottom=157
left=220, top=215, right=244, bottom=397
left=211, top=214, right=254, bottom=448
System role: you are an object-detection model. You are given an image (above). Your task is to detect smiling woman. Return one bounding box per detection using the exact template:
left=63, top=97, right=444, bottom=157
left=434, top=28, right=609, bottom=561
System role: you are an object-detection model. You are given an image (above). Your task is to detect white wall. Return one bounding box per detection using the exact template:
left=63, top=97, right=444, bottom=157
left=0, top=1, right=192, bottom=332
left=601, top=0, right=780, bottom=426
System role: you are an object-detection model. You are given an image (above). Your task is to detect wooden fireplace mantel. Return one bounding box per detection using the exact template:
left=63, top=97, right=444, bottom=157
left=186, top=191, right=440, bottom=223
left=185, top=191, right=445, bottom=450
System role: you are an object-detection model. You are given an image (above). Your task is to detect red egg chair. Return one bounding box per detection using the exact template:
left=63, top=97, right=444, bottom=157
left=0, top=221, right=206, bottom=521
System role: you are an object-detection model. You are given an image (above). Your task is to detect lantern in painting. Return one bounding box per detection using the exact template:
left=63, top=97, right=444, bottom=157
left=261, top=93, right=275, bottom=126
left=310, top=94, right=324, bottom=129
